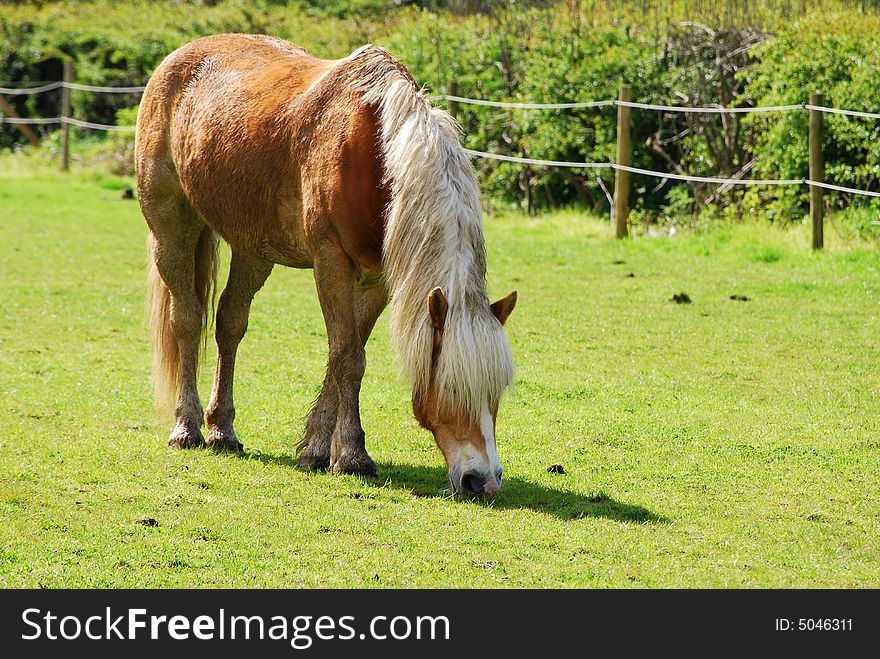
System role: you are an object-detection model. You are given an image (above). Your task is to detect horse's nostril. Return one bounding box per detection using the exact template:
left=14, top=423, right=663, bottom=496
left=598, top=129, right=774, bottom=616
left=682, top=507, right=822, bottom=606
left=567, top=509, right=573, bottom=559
left=460, top=471, right=485, bottom=496
left=496, top=467, right=504, bottom=482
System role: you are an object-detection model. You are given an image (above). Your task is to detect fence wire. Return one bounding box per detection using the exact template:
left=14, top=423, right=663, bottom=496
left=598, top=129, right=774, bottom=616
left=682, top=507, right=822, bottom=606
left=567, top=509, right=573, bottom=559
left=0, top=81, right=144, bottom=95
left=0, top=116, right=60, bottom=125
left=614, top=99, right=804, bottom=114
left=0, top=82, right=62, bottom=95
left=462, top=148, right=613, bottom=168
left=461, top=152, right=880, bottom=198
left=63, top=82, right=146, bottom=93
left=444, top=94, right=615, bottom=110
left=803, top=103, right=880, bottom=121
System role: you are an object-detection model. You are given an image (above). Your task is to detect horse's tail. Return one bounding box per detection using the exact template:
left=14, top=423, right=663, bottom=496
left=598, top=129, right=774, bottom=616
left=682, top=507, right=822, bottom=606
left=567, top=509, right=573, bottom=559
left=146, top=226, right=218, bottom=417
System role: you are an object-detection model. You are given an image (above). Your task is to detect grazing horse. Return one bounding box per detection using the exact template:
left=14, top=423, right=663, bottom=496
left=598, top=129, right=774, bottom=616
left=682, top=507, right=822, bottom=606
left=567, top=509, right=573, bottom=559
left=136, top=34, right=517, bottom=496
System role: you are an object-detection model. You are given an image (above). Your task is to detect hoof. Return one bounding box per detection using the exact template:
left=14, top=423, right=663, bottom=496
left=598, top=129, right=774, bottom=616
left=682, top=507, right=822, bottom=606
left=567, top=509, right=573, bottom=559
left=297, top=448, right=331, bottom=471
left=206, top=429, right=243, bottom=453
left=330, top=450, right=377, bottom=478
left=168, top=422, right=205, bottom=449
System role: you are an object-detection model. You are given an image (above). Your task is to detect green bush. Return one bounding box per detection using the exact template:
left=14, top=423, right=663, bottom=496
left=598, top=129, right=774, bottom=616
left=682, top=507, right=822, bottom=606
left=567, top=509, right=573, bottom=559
left=388, top=8, right=673, bottom=212
left=745, top=12, right=880, bottom=221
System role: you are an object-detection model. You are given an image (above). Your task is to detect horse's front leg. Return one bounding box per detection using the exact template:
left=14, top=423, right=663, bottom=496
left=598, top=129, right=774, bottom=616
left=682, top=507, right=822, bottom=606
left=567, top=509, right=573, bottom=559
left=305, top=244, right=377, bottom=477
left=297, top=282, right=387, bottom=470
left=296, top=369, right=338, bottom=469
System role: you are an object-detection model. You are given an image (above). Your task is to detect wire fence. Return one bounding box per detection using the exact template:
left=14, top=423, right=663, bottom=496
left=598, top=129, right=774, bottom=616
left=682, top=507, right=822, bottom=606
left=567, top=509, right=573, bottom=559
left=438, top=93, right=880, bottom=210
left=0, top=81, right=145, bottom=95
left=0, top=115, right=132, bottom=131
left=463, top=148, right=880, bottom=198
left=2, top=79, right=879, bottom=239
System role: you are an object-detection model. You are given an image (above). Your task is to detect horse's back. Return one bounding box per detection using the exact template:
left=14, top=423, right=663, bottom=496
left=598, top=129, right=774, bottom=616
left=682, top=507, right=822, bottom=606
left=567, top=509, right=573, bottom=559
left=137, top=34, right=319, bottom=162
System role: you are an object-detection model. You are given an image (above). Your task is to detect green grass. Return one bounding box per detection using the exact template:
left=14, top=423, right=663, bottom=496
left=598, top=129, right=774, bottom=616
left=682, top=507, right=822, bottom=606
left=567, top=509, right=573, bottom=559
left=1, top=168, right=878, bottom=588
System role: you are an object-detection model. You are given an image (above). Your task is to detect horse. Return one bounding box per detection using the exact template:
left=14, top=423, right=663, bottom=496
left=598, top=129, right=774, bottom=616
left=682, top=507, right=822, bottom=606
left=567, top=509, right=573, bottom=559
left=135, top=34, right=517, bottom=497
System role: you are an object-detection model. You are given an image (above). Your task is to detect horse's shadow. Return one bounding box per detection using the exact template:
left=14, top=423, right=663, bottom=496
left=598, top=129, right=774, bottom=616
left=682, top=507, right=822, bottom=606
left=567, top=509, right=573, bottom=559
left=241, top=451, right=667, bottom=524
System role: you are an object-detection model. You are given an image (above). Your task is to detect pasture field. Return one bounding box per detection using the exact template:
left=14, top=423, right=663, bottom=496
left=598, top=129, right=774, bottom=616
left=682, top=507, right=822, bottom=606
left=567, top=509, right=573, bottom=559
left=1, top=167, right=878, bottom=588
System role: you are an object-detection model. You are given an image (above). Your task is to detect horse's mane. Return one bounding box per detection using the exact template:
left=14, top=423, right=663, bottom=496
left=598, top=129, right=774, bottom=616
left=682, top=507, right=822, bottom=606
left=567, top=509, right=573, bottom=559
left=338, top=45, right=514, bottom=420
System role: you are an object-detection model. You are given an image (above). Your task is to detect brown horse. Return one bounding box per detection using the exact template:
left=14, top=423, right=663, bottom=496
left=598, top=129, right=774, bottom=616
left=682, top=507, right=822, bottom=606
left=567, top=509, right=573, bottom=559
left=136, top=34, right=517, bottom=496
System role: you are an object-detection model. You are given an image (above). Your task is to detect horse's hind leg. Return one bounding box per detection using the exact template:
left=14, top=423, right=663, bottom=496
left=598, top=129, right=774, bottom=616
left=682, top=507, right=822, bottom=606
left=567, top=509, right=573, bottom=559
left=297, top=281, right=387, bottom=470
left=147, top=208, right=214, bottom=449
left=205, top=250, right=273, bottom=451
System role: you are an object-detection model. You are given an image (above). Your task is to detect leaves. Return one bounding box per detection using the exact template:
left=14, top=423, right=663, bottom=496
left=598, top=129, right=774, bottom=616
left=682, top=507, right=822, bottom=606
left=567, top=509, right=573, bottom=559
left=745, top=12, right=880, bottom=216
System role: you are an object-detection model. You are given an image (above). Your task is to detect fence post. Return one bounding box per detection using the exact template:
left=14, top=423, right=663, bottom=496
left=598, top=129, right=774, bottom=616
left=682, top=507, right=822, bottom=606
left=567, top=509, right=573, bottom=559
left=60, top=60, right=72, bottom=172
left=447, top=79, right=458, bottom=121
left=809, top=92, right=824, bottom=250
left=614, top=84, right=631, bottom=238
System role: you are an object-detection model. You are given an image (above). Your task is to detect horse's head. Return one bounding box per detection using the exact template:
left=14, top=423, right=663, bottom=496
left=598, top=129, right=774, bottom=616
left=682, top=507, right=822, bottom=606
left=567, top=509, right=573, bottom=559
left=413, top=287, right=517, bottom=497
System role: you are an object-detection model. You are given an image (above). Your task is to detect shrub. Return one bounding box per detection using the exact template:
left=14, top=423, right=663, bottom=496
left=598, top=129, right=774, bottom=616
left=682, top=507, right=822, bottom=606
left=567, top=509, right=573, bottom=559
left=745, top=12, right=880, bottom=221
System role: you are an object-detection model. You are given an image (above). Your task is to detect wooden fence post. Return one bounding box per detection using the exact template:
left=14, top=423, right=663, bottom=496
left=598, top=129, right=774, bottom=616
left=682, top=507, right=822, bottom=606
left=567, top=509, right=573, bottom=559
left=60, top=60, right=72, bottom=172
left=447, top=79, right=458, bottom=121
left=809, top=92, right=824, bottom=250
left=614, top=84, right=632, bottom=238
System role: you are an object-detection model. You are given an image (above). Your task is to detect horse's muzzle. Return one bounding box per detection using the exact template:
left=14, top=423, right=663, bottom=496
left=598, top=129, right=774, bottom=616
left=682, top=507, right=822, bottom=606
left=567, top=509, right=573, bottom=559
left=453, top=468, right=502, bottom=497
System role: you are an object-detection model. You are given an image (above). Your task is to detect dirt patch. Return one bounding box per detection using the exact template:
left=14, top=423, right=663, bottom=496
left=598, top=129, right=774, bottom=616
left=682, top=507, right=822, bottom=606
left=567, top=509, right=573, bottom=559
left=671, top=292, right=692, bottom=304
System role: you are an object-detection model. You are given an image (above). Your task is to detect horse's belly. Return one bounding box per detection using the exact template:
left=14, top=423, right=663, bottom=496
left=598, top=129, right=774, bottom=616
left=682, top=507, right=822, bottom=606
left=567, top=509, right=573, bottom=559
left=259, top=238, right=313, bottom=268
left=202, top=210, right=313, bottom=269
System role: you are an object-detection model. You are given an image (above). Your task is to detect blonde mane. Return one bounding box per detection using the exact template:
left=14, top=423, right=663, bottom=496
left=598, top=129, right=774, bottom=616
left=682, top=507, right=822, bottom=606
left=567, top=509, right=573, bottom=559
left=346, top=46, right=514, bottom=420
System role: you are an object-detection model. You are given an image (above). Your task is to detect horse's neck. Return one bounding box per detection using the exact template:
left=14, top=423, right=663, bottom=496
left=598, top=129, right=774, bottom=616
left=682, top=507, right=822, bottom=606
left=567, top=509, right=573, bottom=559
left=382, top=161, right=487, bottom=312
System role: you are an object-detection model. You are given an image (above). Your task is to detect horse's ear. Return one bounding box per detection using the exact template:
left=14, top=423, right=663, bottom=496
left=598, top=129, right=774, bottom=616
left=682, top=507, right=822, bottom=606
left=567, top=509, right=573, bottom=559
left=490, top=291, right=517, bottom=326
left=427, top=287, right=448, bottom=332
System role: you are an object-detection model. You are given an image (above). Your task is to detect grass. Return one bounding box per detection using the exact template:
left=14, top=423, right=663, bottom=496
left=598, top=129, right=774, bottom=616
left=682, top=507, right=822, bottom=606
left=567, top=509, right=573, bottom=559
left=1, top=166, right=878, bottom=588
